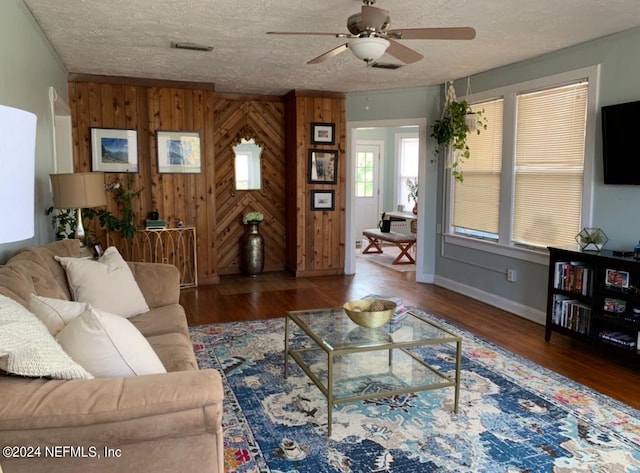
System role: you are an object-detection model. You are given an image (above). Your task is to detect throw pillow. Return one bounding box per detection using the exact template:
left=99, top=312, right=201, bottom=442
left=55, top=246, right=149, bottom=318
left=0, top=294, right=93, bottom=380
left=29, top=294, right=88, bottom=336
left=56, top=306, right=167, bottom=378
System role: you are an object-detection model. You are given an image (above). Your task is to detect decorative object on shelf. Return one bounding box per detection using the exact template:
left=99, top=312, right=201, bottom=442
left=48, top=172, right=108, bottom=243
left=430, top=81, right=487, bottom=182
left=406, top=178, right=418, bottom=214
left=156, top=130, right=201, bottom=174
left=150, top=209, right=159, bottom=220
left=90, top=128, right=138, bottom=173
left=575, top=227, right=608, bottom=251
left=308, top=149, right=338, bottom=184
left=241, top=212, right=265, bottom=277
left=311, top=190, right=335, bottom=211
left=310, top=122, right=335, bottom=145
left=343, top=299, right=397, bottom=328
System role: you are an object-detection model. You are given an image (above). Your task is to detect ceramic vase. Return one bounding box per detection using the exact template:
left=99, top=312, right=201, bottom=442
left=241, top=221, right=264, bottom=276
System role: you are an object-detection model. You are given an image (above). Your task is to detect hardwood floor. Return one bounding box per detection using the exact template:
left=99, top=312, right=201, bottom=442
left=180, top=253, right=640, bottom=410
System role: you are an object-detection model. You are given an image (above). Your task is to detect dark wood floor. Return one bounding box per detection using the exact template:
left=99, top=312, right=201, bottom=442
left=180, top=254, right=640, bottom=410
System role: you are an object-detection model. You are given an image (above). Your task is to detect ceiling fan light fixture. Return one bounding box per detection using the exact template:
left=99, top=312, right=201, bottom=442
left=348, top=37, right=390, bottom=63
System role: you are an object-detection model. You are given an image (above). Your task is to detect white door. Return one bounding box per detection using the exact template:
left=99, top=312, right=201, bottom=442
left=354, top=141, right=383, bottom=245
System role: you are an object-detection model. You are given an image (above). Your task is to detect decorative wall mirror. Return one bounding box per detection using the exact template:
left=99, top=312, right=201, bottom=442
left=232, top=127, right=263, bottom=191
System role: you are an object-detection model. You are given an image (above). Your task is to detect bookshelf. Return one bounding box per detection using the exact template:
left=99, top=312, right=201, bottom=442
left=546, top=247, right=640, bottom=356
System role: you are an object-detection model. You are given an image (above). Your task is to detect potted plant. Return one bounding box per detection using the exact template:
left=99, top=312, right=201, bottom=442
left=431, top=99, right=486, bottom=182
left=406, top=178, right=418, bottom=214
left=45, top=207, right=78, bottom=240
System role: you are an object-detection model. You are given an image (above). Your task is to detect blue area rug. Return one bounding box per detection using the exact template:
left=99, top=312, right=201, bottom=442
left=190, top=309, right=640, bottom=472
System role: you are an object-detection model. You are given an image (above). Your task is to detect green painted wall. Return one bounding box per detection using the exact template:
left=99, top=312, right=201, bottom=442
left=0, top=0, right=68, bottom=263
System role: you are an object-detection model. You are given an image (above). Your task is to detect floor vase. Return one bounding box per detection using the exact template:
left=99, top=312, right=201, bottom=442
left=241, top=221, right=264, bottom=276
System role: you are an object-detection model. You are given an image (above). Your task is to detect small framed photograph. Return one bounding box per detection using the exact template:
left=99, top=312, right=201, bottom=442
left=604, top=298, right=626, bottom=313
left=311, top=122, right=335, bottom=145
left=605, top=269, right=630, bottom=288
left=91, top=128, right=138, bottom=173
left=308, top=149, right=338, bottom=184
left=157, top=131, right=201, bottom=174
left=311, top=190, right=335, bottom=211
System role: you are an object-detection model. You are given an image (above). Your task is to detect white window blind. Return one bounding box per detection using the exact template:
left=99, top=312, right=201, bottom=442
left=453, top=99, right=504, bottom=236
left=513, top=82, right=588, bottom=248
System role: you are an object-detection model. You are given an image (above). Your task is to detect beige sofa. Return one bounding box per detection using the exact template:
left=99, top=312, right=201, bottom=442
left=0, top=240, right=224, bottom=473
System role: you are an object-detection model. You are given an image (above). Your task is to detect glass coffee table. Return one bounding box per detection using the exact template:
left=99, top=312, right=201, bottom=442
left=285, top=307, right=462, bottom=436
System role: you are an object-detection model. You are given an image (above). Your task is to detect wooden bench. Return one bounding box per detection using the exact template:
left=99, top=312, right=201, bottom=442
left=362, top=229, right=416, bottom=265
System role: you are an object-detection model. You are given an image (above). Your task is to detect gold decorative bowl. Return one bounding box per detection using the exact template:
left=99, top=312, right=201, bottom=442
left=343, top=299, right=397, bottom=328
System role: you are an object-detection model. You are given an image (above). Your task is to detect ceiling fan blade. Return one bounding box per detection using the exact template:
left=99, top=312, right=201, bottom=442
left=361, top=5, right=391, bottom=32
left=387, top=27, right=476, bottom=40
left=386, top=39, right=423, bottom=64
left=267, top=31, right=346, bottom=37
left=307, top=43, right=349, bottom=64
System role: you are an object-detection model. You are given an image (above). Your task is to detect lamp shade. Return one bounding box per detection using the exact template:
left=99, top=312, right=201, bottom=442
left=49, top=172, right=107, bottom=209
left=0, top=104, right=37, bottom=244
left=348, top=37, right=390, bottom=63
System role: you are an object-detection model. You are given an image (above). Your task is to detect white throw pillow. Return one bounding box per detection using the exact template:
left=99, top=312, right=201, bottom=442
left=0, top=295, right=93, bottom=380
left=56, top=307, right=167, bottom=378
left=29, top=294, right=88, bottom=336
left=55, top=246, right=149, bottom=318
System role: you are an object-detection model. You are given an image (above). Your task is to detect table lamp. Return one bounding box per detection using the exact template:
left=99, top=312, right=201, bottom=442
left=0, top=104, right=37, bottom=244
left=49, top=172, right=107, bottom=242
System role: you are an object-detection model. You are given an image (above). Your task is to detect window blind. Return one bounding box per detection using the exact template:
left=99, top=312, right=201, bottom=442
left=513, top=82, right=588, bottom=248
left=452, top=99, right=504, bottom=235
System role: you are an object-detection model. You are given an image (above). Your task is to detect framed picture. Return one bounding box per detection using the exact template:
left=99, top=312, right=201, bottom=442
left=157, top=131, right=201, bottom=174
left=311, top=122, right=335, bottom=145
left=308, top=149, right=338, bottom=184
left=91, top=128, right=138, bottom=173
left=311, top=190, right=335, bottom=211
left=605, top=269, right=630, bottom=288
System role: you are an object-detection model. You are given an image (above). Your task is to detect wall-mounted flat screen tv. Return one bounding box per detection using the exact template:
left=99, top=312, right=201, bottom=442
left=602, top=99, right=640, bottom=184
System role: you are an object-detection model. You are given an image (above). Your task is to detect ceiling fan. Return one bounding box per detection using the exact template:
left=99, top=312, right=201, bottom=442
left=267, top=0, right=476, bottom=65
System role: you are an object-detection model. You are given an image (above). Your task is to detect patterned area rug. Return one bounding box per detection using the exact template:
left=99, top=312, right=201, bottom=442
left=190, top=309, right=640, bottom=472
left=356, top=245, right=416, bottom=272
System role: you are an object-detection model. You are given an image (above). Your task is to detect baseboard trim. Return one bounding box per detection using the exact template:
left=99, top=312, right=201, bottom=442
left=434, top=276, right=546, bottom=326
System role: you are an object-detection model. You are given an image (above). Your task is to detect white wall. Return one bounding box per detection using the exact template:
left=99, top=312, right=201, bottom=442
left=0, top=0, right=69, bottom=263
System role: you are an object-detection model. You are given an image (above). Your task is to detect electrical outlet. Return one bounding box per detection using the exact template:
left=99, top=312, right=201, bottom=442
left=436, top=223, right=442, bottom=234
left=506, top=269, right=517, bottom=282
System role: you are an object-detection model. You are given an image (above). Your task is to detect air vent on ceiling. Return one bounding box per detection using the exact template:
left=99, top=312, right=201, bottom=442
left=370, top=62, right=403, bottom=70
left=172, top=42, right=213, bottom=52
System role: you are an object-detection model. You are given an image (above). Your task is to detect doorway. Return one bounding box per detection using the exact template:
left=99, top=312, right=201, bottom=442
left=345, top=118, right=434, bottom=283
left=354, top=140, right=384, bottom=243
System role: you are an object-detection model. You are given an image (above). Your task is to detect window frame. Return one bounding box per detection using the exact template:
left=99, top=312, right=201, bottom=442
left=443, top=66, right=600, bottom=265
left=394, top=132, right=419, bottom=207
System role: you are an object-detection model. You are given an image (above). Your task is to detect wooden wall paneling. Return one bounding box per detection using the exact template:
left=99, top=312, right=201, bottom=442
left=198, top=90, right=217, bottom=284
left=213, top=98, right=286, bottom=275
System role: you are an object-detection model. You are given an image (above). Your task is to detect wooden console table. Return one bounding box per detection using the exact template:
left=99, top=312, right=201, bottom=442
left=110, top=227, right=198, bottom=288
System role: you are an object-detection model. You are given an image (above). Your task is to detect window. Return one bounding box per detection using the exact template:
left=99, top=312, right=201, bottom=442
left=396, top=134, right=419, bottom=206
left=452, top=99, right=504, bottom=239
left=355, top=150, right=374, bottom=197
left=446, top=66, right=598, bottom=260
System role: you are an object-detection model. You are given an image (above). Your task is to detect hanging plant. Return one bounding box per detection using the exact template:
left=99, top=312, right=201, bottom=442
left=431, top=99, right=486, bottom=182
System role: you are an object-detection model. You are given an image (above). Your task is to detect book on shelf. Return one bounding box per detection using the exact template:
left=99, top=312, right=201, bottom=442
left=598, top=330, right=636, bottom=349
left=553, top=261, right=593, bottom=296
left=551, top=294, right=591, bottom=334
left=145, top=219, right=166, bottom=230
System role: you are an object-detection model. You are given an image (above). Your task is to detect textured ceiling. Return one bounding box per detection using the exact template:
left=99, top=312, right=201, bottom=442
left=22, top=0, right=640, bottom=96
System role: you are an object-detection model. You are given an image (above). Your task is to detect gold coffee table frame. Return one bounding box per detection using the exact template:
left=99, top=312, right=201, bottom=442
left=285, top=307, right=461, bottom=436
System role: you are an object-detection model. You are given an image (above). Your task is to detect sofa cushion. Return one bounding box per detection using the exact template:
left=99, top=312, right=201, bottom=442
left=129, top=304, right=190, bottom=338
left=29, top=294, right=88, bottom=336
left=146, top=333, right=199, bottom=372
left=56, top=307, right=167, bottom=378
left=4, top=240, right=80, bottom=306
left=56, top=246, right=149, bottom=318
left=0, top=295, right=92, bottom=380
